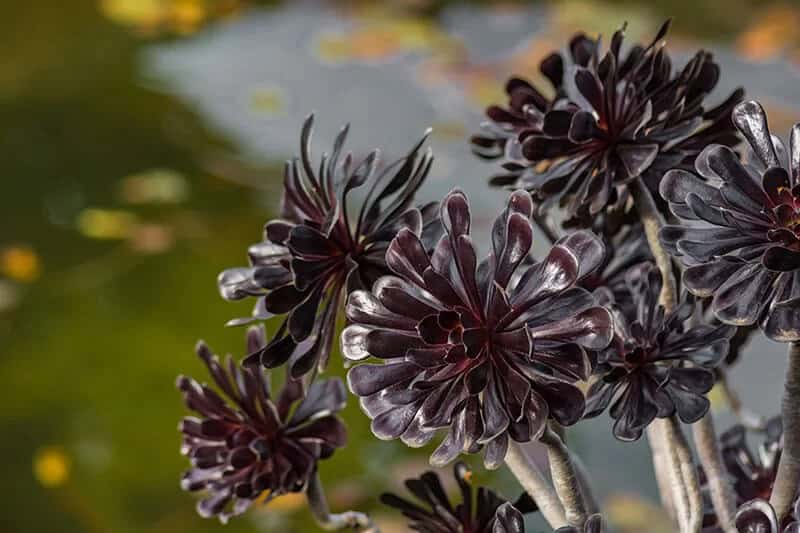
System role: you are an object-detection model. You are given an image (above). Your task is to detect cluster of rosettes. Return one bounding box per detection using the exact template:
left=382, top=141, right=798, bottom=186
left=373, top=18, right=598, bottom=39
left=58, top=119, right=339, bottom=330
left=472, top=20, right=742, bottom=229
left=585, top=263, right=735, bottom=441
left=343, top=189, right=613, bottom=468
left=661, top=100, right=800, bottom=342
left=381, top=462, right=535, bottom=533
left=176, top=327, right=347, bottom=523
left=217, top=115, right=440, bottom=377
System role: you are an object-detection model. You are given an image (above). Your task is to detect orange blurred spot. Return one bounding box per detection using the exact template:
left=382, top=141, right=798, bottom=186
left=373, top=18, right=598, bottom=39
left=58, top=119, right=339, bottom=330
left=737, top=4, right=800, bottom=60
left=129, top=223, right=175, bottom=254
left=33, top=446, right=71, bottom=488
left=1, top=246, right=41, bottom=282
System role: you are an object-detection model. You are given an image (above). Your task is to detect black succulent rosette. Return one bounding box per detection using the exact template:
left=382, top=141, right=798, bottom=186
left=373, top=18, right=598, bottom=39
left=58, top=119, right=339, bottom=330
left=582, top=223, right=652, bottom=314
left=381, top=462, right=535, bottom=533
left=176, top=327, right=347, bottom=523
left=472, top=20, right=742, bottom=229
left=342, top=189, right=613, bottom=468
left=660, top=100, right=800, bottom=342
left=585, top=263, right=735, bottom=441
left=733, top=499, right=800, bottom=533
left=555, top=515, right=606, bottom=533
left=217, top=115, right=441, bottom=377
left=470, top=32, right=595, bottom=161
left=701, top=418, right=783, bottom=531
left=721, top=417, right=783, bottom=504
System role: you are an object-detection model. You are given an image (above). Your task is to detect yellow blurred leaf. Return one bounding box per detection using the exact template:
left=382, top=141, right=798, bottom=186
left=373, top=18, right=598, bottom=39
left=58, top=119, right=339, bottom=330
left=118, top=168, right=189, bottom=205
left=250, top=86, right=286, bottom=115
left=33, top=446, right=71, bottom=488
left=264, top=492, right=305, bottom=512
left=99, top=0, right=165, bottom=28
left=0, top=245, right=41, bottom=282
left=606, top=493, right=672, bottom=533
left=171, top=0, right=207, bottom=34
left=77, top=209, right=138, bottom=240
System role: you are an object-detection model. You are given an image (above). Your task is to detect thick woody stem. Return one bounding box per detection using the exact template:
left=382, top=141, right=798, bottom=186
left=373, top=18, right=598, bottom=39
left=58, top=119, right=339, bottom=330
left=540, top=427, right=589, bottom=528
left=631, top=178, right=676, bottom=310
left=647, top=424, right=677, bottom=522
left=307, top=472, right=379, bottom=532
left=770, top=342, right=800, bottom=521
left=633, top=178, right=702, bottom=532
left=653, top=419, right=691, bottom=531
left=693, top=412, right=737, bottom=533
left=663, top=417, right=703, bottom=533
left=505, top=441, right=568, bottom=528
left=570, top=447, right=600, bottom=515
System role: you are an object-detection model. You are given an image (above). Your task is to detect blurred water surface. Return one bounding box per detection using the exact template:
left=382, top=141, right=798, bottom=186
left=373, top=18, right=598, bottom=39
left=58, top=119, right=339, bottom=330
left=3, top=1, right=800, bottom=532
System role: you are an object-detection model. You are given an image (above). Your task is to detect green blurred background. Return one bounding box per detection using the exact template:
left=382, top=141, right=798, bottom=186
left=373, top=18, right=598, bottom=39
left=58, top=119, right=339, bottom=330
left=3, top=1, right=799, bottom=531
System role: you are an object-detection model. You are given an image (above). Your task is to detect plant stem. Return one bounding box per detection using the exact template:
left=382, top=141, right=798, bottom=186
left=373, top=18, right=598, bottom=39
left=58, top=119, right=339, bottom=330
left=693, top=412, right=736, bottom=533
left=770, top=342, right=800, bottom=521
left=663, top=417, right=703, bottom=533
left=632, top=178, right=703, bottom=531
left=307, top=471, right=379, bottom=532
left=505, top=440, right=567, bottom=528
left=630, top=178, right=676, bottom=310
left=571, top=447, right=600, bottom=515
left=652, top=419, right=691, bottom=530
left=540, top=427, right=589, bottom=528
left=647, top=424, right=677, bottom=522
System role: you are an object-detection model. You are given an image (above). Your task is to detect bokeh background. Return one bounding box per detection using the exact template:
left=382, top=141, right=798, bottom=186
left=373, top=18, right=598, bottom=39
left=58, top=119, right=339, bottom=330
left=4, top=0, right=800, bottom=531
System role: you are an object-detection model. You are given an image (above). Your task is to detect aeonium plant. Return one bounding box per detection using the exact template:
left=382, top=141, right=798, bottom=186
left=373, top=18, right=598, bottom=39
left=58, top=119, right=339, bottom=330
left=172, top=18, right=800, bottom=533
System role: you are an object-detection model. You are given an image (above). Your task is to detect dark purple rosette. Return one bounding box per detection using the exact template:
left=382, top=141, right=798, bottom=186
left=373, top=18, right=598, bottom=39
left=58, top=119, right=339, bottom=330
left=470, top=31, right=596, bottom=162
left=473, top=20, right=742, bottom=229
left=660, top=100, right=800, bottom=342
left=555, top=514, right=606, bottom=533
left=342, top=189, right=613, bottom=468
left=176, top=327, right=347, bottom=523
left=721, top=417, right=783, bottom=504
left=381, top=462, right=535, bottom=533
left=582, top=223, right=652, bottom=313
left=217, top=115, right=441, bottom=377
left=585, top=263, right=735, bottom=441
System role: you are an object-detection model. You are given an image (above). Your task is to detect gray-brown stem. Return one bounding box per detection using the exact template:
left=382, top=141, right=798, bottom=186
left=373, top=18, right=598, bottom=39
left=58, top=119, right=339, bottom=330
left=541, top=427, right=588, bottom=528
left=505, top=441, right=567, bottom=528
left=648, top=423, right=678, bottom=523
left=631, top=178, right=676, bottom=310
left=770, top=342, right=800, bottom=521
left=633, top=178, right=703, bottom=531
left=693, top=412, right=736, bottom=532
left=307, top=472, right=379, bottom=532
left=663, top=417, right=703, bottom=533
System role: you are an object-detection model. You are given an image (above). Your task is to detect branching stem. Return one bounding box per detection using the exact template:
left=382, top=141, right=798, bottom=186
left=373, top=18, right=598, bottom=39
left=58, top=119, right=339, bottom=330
left=693, top=412, right=736, bottom=532
left=770, top=342, right=800, bottom=521
left=307, top=472, right=379, bottom=532
left=541, top=427, right=589, bottom=528
left=505, top=440, right=567, bottom=528
left=633, top=178, right=702, bottom=532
